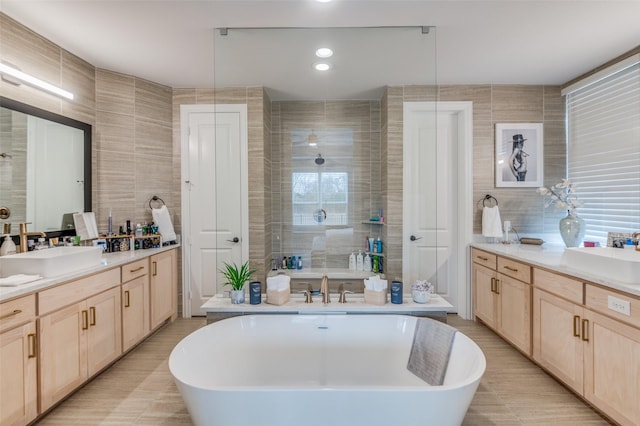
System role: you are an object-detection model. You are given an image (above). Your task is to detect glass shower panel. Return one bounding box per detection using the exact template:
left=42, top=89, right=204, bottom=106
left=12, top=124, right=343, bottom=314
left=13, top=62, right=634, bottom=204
left=213, top=26, right=437, bottom=288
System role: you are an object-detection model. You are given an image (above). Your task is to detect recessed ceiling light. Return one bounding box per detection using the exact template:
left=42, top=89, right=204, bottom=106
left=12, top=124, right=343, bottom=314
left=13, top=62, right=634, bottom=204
left=315, top=48, right=333, bottom=58
left=313, top=62, right=331, bottom=71
left=316, top=0, right=332, bottom=3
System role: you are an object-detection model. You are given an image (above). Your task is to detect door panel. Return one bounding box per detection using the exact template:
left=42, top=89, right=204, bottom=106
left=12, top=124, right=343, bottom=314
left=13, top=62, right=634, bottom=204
left=183, top=105, right=247, bottom=315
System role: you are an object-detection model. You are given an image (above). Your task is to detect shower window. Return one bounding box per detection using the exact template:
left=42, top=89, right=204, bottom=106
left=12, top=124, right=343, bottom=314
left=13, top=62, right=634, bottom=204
left=292, top=172, right=348, bottom=225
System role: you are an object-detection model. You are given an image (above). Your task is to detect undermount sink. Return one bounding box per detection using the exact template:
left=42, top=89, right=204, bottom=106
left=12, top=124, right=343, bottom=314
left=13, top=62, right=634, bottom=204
left=0, top=246, right=103, bottom=278
left=561, top=247, right=640, bottom=285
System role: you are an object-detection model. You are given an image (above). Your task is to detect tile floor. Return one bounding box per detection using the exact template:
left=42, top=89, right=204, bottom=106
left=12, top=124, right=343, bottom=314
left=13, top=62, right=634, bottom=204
left=36, top=315, right=612, bottom=425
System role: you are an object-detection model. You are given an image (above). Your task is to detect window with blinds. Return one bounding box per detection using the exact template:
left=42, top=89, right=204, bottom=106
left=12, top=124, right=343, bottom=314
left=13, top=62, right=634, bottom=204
left=563, top=55, right=640, bottom=243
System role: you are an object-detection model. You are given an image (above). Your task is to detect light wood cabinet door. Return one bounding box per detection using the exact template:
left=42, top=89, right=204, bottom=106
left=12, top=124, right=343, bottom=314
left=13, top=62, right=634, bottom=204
left=532, top=288, right=584, bottom=393
left=86, top=287, right=122, bottom=376
left=473, top=262, right=497, bottom=328
left=150, top=249, right=177, bottom=330
left=39, top=302, right=88, bottom=411
left=583, top=309, right=640, bottom=426
left=122, top=275, right=150, bottom=351
left=496, top=273, right=531, bottom=355
left=0, top=321, right=37, bottom=425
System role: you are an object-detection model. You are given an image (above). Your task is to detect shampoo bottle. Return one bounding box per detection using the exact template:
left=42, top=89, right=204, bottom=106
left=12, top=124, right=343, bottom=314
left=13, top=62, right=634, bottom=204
left=356, top=250, right=364, bottom=271
left=349, top=252, right=356, bottom=270
left=0, top=234, right=17, bottom=256
left=363, top=253, right=372, bottom=272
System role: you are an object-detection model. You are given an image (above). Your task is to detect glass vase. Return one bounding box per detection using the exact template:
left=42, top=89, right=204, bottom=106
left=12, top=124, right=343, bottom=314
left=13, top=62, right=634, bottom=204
left=559, top=210, right=585, bottom=248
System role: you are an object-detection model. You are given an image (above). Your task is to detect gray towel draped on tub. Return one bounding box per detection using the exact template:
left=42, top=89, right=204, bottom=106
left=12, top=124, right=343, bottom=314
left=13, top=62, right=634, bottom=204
left=407, top=317, right=458, bottom=385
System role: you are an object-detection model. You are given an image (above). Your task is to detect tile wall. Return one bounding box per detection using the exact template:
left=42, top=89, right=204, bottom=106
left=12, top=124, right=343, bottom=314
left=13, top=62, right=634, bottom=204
left=271, top=100, right=382, bottom=270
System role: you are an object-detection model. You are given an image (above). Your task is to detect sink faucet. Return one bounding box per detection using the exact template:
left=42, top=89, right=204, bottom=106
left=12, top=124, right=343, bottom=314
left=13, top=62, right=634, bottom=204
left=338, top=283, right=353, bottom=304
left=19, top=223, right=46, bottom=253
left=320, top=275, right=330, bottom=304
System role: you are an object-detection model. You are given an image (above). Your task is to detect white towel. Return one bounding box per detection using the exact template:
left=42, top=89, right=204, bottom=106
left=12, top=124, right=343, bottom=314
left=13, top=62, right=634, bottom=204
left=0, top=274, right=42, bottom=286
left=152, top=205, right=177, bottom=242
left=482, top=206, right=503, bottom=238
left=266, top=275, right=290, bottom=291
left=364, top=275, right=387, bottom=291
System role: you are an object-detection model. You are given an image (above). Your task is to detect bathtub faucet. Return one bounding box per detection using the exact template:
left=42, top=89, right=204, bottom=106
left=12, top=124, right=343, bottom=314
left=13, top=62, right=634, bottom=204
left=320, top=275, right=330, bottom=304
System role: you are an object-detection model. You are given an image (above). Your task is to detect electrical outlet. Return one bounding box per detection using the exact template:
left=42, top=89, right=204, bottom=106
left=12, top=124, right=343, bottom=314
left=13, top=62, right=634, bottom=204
left=607, top=295, right=631, bottom=316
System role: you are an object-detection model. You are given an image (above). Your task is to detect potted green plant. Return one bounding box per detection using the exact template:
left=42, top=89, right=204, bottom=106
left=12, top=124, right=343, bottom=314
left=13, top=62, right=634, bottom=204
left=219, top=261, right=256, bottom=304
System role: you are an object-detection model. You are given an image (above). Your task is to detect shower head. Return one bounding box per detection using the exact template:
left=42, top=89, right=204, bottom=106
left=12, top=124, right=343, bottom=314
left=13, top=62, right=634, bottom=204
left=315, top=153, right=325, bottom=165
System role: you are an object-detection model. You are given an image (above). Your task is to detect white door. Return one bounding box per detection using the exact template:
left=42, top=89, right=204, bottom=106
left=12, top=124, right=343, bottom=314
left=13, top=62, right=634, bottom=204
left=181, top=105, right=248, bottom=316
left=403, top=102, right=473, bottom=317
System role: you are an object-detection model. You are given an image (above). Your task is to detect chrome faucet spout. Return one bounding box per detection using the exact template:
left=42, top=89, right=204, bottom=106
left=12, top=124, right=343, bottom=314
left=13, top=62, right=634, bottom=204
left=320, top=275, right=330, bottom=304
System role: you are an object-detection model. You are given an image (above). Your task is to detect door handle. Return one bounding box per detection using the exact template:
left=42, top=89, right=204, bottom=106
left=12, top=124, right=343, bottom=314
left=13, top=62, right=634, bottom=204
left=410, top=235, right=422, bottom=241
left=227, top=237, right=240, bottom=243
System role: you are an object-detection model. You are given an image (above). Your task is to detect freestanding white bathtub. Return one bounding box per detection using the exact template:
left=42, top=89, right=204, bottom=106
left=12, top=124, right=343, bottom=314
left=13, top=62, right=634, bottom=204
left=169, top=315, right=485, bottom=426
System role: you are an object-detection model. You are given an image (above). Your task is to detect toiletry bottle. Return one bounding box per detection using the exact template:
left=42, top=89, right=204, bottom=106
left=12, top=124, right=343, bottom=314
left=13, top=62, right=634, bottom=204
left=34, top=237, right=47, bottom=250
left=364, top=253, right=372, bottom=272
left=356, top=250, right=364, bottom=271
left=135, top=223, right=143, bottom=236
left=376, top=237, right=382, bottom=253
left=373, top=256, right=379, bottom=273
left=297, top=256, right=302, bottom=270
left=349, top=252, right=356, bottom=270
left=0, top=234, right=17, bottom=256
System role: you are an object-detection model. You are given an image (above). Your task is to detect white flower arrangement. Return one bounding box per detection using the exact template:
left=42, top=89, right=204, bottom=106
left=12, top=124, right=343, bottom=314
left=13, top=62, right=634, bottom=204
left=411, top=280, right=434, bottom=293
left=537, top=179, right=582, bottom=215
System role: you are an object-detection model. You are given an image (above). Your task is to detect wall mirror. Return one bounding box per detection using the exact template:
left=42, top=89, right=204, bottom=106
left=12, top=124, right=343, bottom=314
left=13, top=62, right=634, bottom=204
left=0, top=97, right=91, bottom=236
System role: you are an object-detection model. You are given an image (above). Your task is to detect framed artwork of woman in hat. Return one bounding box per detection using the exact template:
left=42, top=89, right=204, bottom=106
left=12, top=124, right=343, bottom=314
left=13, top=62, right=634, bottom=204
left=495, top=123, right=544, bottom=187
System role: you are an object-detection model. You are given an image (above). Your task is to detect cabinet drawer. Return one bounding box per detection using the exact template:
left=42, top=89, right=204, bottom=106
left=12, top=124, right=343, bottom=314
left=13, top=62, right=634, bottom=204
left=0, top=294, right=36, bottom=333
left=497, top=257, right=531, bottom=283
left=585, top=284, right=640, bottom=328
left=38, top=268, right=121, bottom=315
left=471, top=248, right=497, bottom=269
left=534, top=268, right=583, bottom=305
left=121, top=259, right=148, bottom=282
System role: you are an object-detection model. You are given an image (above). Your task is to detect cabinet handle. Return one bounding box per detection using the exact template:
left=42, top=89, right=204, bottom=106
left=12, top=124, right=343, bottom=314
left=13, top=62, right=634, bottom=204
left=503, top=266, right=518, bottom=272
left=89, top=307, right=96, bottom=326
left=124, top=290, right=130, bottom=308
left=81, top=310, right=89, bottom=330
left=477, top=255, right=489, bottom=261
left=490, top=277, right=496, bottom=293
left=495, top=279, right=500, bottom=295
left=573, top=315, right=581, bottom=337
left=152, top=261, right=157, bottom=276
left=129, top=266, right=144, bottom=273
left=28, top=333, right=37, bottom=358
left=0, top=309, right=22, bottom=320
left=581, top=319, right=589, bottom=342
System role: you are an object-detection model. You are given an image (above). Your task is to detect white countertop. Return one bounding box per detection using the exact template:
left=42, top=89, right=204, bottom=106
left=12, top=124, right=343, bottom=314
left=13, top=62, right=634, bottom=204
left=0, top=244, right=180, bottom=302
left=202, top=293, right=452, bottom=314
left=471, top=242, right=640, bottom=297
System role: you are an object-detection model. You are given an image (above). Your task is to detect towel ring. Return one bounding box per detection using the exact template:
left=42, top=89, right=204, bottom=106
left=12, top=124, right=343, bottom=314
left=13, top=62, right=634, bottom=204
left=148, top=196, right=166, bottom=210
left=477, top=194, right=498, bottom=209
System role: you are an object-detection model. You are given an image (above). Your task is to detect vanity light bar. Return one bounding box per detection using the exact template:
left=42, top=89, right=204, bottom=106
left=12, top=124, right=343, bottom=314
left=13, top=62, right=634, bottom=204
left=0, top=62, right=74, bottom=100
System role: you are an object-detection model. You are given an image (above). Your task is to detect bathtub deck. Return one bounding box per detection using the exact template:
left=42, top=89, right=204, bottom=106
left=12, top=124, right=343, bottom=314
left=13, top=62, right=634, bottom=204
left=202, top=293, right=452, bottom=323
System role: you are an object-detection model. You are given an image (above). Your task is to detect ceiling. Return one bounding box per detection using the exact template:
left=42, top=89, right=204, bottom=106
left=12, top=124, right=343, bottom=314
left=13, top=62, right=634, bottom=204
left=1, top=0, right=639, bottom=100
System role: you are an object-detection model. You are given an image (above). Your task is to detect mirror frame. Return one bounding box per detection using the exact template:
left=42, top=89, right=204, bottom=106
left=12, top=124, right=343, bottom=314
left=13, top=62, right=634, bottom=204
left=0, top=96, right=92, bottom=236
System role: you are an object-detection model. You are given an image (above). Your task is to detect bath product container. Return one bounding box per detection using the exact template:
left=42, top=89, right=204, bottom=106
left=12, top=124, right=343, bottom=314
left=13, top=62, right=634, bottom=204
left=356, top=251, right=364, bottom=271
left=249, top=281, right=262, bottom=304
left=297, top=256, right=302, bottom=269
left=376, top=237, right=382, bottom=253
left=391, top=281, right=403, bottom=304
left=349, top=252, right=356, bottom=270
left=0, top=234, right=17, bottom=256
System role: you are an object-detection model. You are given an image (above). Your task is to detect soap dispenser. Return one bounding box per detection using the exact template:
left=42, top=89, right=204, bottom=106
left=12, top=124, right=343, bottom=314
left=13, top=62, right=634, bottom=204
left=348, top=252, right=356, bottom=270
left=356, top=250, right=364, bottom=271
left=0, top=234, right=17, bottom=256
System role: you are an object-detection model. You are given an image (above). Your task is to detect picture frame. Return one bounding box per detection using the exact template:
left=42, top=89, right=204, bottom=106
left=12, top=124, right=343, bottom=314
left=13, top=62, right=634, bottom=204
left=495, top=123, right=543, bottom=187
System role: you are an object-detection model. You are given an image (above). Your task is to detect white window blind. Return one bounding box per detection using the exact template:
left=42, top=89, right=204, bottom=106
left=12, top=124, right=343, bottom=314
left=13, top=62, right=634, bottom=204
left=565, top=57, right=640, bottom=243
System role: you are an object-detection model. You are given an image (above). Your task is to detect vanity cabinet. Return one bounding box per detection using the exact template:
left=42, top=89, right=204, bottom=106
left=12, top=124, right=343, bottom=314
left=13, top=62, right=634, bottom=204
left=0, top=295, right=38, bottom=425
left=472, top=248, right=532, bottom=355
left=121, top=259, right=150, bottom=351
left=150, top=249, right=177, bottom=330
left=533, top=268, right=640, bottom=426
left=38, top=269, right=122, bottom=411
